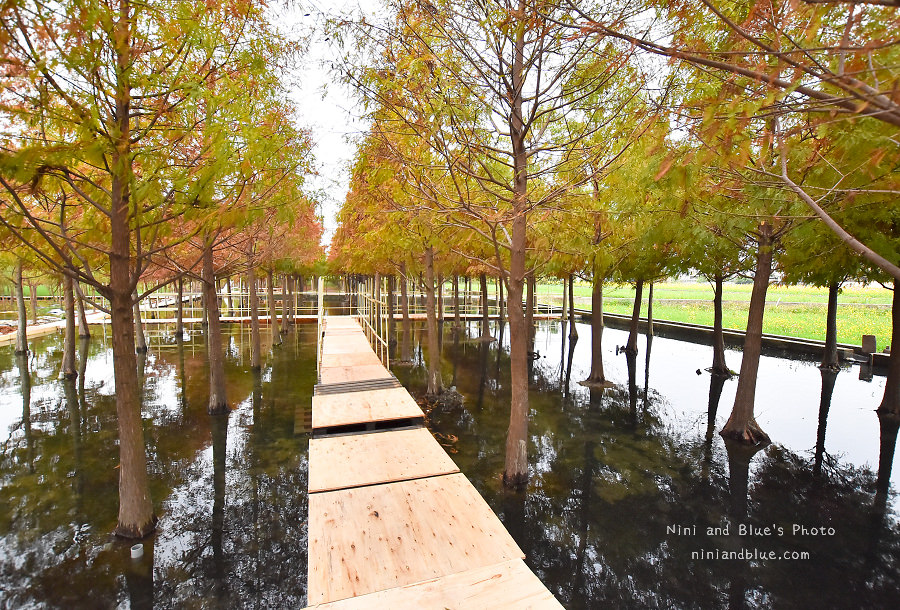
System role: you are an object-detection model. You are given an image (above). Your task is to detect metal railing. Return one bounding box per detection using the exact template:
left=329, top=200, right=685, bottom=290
left=356, top=276, right=390, bottom=367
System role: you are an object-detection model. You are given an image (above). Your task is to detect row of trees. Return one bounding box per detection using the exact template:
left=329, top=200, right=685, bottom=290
left=0, top=0, right=323, bottom=537
left=328, top=1, right=899, bottom=489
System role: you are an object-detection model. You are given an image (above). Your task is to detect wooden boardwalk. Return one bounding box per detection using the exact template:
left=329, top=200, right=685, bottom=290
left=307, top=315, right=562, bottom=609
left=0, top=310, right=108, bottom=347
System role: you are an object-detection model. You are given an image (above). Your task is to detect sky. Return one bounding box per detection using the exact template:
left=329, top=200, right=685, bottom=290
left=272, top=1, right=384, bottom=248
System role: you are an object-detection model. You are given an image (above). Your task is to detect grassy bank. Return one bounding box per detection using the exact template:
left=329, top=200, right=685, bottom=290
left=536, top=280, right=893, bottom=350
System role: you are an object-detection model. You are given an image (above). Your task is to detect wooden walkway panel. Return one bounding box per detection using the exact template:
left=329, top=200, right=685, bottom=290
left=311, top=387, right=424, bottom=431
left=307, top=559, right=563, bottom=609
left=323, top=316, right=364, bottom=331
left=307, top=473, right=525, bottom=605
left=319, top=364, right=394, bottom=385
left=321, top=335, right=374, bottom=355
left=319, top=351, right=385, bottom=369
left=308, top=428, right=459, bottom=493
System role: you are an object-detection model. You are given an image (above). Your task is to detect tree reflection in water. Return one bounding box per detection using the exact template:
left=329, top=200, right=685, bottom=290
left=417, top=320, right=900, bottom=609
left=0, top=325, right=314, bottom=608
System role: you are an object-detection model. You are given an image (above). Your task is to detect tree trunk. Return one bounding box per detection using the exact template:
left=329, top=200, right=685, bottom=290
left=204, top=244, right=228, bottom=414
left=287, top=274, right=295, bottom=325
left=721, top=223, right=774, bottom=445
left=62, top=275, right=78, bottom=379
left=525, top=272, right=535, bottom=348
left=267, top=268, right=280, bottom=347
left=561, top=280, right=567, bottom=321
left=503, top=8, right=529, bottom=489
left=584, top=268, right=606, bottom=384
left=75, top=282, right=90, bottom=339
left=109, top=288, right=155, bottom=537
left=108, top=54, right=156, bottom=533
left=175, top=277, right=184, bottom=340
left=480, top=273, right=490, bottom=338
left=28, top=282, right=38, bottom=323
left=400, top=262, right=412, bottom=362
left=15, top=262, right=28, bottom=354
left=875, top=281, right=900, bottom=499
left=424, top=247, right=443, bottom=396
left=437, top=274, right=444, bottom=322
left=200, top=281, right=209, bottom=326
left=568, top=274, right=578, bottom=339
left=387, top=275, right=396, bottom=351
left=626, top=279, right=643, bottom=356
left=281, top=274, right=289, bottom=331
left=453, top=275, right=461, bottom=328
left=225, top=276, right=233, bottom=315
left=248, top=265, right=261, bottom=369
left=647, top=282, right=654, bottom=337
left=711, top=274, right=730, bottom=375
left=821, top=281, right=840, bottom=369
left=497, top=278, right=505, bottom=326
left=505, top=228, right=529, bottom=488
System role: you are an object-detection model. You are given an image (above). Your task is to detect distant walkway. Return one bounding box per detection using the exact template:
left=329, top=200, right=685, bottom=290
left=0, top=310, right=108, bottom=347
left=306, top=315, right=561, bottom=608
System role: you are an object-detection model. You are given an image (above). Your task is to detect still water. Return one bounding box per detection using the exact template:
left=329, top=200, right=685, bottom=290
left=0, top=324, right=315, bottom=608
left=397, top=320, right=900, bottom=609
left=1, top=318, right=898, bottom=608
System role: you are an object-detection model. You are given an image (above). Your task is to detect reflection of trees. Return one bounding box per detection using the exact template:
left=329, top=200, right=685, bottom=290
left=420, top=321, right=900, bottom=609
left=814, top=369, right=838, bottom=477
left=0, top=326, right=316, bottom=607
left=751, top=447, right=900, bottom=608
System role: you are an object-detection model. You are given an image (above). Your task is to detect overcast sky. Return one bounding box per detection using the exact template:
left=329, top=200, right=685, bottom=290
left=272, top=1, right=383, bottom=248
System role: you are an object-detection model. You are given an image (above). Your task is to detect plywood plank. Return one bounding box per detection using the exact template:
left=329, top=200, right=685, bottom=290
left=311, top=387, right=424, bottom=430
left=319, top=364, right=394, bottom=385
left=307, top=559, right=563, bottom=609
left=321, top=336, right=373, bottom=354
left=308, top=428, right=459, bottom=493
left=319, top=351, right=385, bottom=369
left=324, top=317, right=364, bottom=331
left=307, top=473, right=525, bottom=605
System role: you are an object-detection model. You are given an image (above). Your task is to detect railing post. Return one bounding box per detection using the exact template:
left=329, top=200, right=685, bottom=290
left=316, top=275, right=325, bottom=378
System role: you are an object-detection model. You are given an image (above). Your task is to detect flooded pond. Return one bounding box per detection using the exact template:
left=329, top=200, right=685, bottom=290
left=1, top=316, right=898, bottom=608
left=397, top=319, right=900, bottom=609
left=0, top=324, right=315, bottom=608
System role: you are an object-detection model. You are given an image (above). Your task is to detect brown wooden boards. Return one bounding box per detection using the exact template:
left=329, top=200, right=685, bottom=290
left=306, top=559, right=563, bottom=609
left=311, top=387, right=424, bottom=431
left=307, top=473, right=525, bottom=605
left=308, top=428, right=459, bottom=493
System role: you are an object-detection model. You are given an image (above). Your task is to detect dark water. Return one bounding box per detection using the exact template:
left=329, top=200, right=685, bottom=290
left=2, top=315, right=899, bottom=609
left=395, top=320, right=900, bottom=610
left=0, top=323, right=316, bottom=608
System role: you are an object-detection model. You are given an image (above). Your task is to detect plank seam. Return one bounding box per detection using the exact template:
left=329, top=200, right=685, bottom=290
left=308, top=469, right=458, bottom=496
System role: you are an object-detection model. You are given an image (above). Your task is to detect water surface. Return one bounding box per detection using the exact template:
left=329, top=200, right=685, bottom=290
left=396, top=319, right=900, bottom=609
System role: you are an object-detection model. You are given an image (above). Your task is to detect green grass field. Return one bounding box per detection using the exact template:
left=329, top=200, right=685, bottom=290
left=536, top=280, right=893, bottom=350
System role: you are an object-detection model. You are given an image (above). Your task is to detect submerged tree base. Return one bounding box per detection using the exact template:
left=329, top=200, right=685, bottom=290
left=707, top=367, right=737, bottom=378
left=720, top=420, right=771, bottom=446
left=422, top=388, right=464, bottom=410
left=114, top=514, right=158, bottom=540
left=502, top=470, right=528, bottom=491
left=579, top=378, right=614, bottom=389
left=207, top=403, right=230, bottom=416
